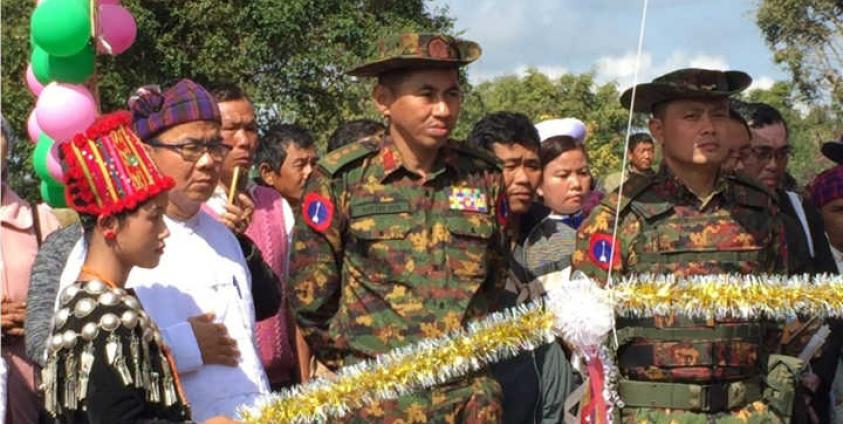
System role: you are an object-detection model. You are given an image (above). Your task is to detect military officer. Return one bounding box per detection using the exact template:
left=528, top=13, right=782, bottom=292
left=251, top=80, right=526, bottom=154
left=288, top=33, right=508, bottom=423
left=572, top=68, right=797, bottom=422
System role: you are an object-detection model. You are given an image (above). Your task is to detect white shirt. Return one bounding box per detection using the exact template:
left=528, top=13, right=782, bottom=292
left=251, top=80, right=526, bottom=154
left=830, top=243, right=843, bottom=275
left=206, top=182, right=295, bottom=268
left=58, top=211, right=269, bottom=421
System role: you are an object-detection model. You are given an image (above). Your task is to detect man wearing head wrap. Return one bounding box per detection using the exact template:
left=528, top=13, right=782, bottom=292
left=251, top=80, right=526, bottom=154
left=52, top=80, right=272, bottom=421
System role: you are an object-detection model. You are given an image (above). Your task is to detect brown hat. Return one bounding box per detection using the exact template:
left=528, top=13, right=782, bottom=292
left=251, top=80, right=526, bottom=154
left=346, top=33, right=481, bottom=78
left=620, top=68, right=752, bottom=113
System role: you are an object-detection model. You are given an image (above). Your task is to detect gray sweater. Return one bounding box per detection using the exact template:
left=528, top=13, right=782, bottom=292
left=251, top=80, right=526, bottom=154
left=24, top=223, right=83, bottom=366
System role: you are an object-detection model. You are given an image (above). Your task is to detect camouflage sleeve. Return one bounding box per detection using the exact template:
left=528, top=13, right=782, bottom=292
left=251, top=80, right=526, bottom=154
left=770, top=211, right=789, bottom=275
left=288, top=167, right=344, bottom=353
left=570, top=198, right=631, bottom=287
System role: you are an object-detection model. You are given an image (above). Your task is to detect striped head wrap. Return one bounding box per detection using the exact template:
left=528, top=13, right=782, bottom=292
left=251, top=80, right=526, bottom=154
left=128, top=79, right=221, bottom=142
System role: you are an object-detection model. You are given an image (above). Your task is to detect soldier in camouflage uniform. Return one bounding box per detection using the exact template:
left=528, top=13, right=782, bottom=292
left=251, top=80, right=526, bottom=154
left=572, top=68, right=799, bottom=423
left=289, top=33, right=507, bottom=423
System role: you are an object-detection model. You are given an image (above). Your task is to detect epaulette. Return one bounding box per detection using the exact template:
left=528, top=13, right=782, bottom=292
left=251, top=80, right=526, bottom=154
left=728, top=173, right=778, bottom=208
left=446, top=139, right=502, bottom=171
left=600, top=172, right=655, bottom=213
left=318, top=138, right=379, bottom=176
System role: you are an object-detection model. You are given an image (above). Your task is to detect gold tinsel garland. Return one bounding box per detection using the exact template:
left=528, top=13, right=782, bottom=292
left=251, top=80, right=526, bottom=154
left=238, top=274, right=843, bottom=424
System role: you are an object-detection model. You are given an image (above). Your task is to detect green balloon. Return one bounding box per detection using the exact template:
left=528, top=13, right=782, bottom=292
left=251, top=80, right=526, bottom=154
left=49, top=43, right=94, bottom=83
left=33, top=134, right=59, bottom=186
left=30, top=46, right=52, bottom=85
left=40, top=180, right=67, bottom=208
left=31, top=0, right=91, bottom=57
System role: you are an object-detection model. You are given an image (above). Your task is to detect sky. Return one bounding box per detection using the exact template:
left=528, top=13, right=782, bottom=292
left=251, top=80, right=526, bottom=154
left=428, top=0, right=788, bottom=91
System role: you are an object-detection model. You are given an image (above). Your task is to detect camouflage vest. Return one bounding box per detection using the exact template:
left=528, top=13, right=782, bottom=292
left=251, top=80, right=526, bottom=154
left=616, top=174, right=777, bottom=385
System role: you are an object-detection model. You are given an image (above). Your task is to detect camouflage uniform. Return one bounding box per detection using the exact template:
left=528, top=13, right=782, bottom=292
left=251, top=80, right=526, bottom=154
left=572, top=68, right=797, bottom=423
left=289, top=135, right=507, bottom=422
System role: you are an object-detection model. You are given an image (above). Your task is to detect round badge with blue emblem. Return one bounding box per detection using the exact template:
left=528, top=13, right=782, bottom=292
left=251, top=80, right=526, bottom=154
left=302, top=192, right=334, bottom=233
left=588, top=233, right=620, bottom=271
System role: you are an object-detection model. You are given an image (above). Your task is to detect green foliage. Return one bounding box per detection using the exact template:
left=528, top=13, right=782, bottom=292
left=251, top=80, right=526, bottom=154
left=454, top=69, right=640, bottom=178
left=755, top=0, right=843, bottom=103
left=2, top=0, right=452, bottom=202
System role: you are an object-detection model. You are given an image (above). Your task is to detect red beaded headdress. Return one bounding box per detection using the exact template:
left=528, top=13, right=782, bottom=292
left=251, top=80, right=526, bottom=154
left=61, top=111, right=174, bottom=217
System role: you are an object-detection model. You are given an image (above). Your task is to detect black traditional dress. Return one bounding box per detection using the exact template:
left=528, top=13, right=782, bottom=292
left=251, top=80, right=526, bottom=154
left=43, top=280, right=193, bottom=424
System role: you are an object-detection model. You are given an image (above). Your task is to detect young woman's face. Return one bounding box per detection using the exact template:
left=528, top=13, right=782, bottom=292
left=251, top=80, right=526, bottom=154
left=539, top=148, right=592, bottom=215
left=114, top=192, right=170, bottom=269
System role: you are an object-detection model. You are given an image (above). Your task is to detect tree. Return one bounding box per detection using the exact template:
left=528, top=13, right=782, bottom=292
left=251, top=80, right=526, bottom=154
left=1, top=0, right=452, bottom=201
left=755, top=0, right=843, bottom=103
left=455, top=69, right=640, bottom=178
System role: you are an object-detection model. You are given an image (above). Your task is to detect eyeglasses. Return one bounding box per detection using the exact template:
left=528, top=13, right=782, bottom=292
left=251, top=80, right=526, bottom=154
left=747, top=146, right=792, bottom=163
left=146, top=138, right=232, bottom=162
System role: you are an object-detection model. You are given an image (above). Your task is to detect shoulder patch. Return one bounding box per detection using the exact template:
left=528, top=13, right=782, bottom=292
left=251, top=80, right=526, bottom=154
left=318, top=139, right=379, bottom=176
left=446, top=139, right=502, bottom=170
left=302, top=192, right=335, bottom=232
left=587, top=233, right=621, bottom=271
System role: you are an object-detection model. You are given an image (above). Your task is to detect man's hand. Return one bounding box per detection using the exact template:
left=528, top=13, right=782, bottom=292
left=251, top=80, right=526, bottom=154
left=220, top=193, right=255, bottom=234
left=188, top=313, right=240, bottom=366
left=1, top=297, right=26, bottom=336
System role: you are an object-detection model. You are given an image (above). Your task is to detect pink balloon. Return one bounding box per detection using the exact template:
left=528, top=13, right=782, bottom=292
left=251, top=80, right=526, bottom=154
left=25, top=64, right=44, bottom=96
left=97, top=5, right=137, bottom=55
left=46, top=141, right=64, bottom=183
left=27, top=109, right=42, bottom=144
left=35, top=83, right=97, bottom=143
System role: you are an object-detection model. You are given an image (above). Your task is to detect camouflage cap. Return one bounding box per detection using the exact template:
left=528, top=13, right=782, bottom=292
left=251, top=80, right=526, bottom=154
left=619, top=68, right=752, bottom=113
left=346, top=33, right=481, bottom=78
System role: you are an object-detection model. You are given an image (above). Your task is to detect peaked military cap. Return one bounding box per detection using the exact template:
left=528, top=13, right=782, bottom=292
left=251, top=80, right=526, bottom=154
left=620, top=68, right=752, bottom=113
left=346, top=33, right=481, bottom=77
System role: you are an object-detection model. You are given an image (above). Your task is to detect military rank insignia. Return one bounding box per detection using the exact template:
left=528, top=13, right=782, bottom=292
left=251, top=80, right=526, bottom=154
left=302, top=192, right=334, bottom=232
left=448, top=187, right=488, bottom=212
left=588, top=233, right=620, bottom=270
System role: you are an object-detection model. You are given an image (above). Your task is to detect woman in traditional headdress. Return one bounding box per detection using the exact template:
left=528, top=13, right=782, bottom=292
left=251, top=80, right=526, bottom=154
left=42, top=112, right=236, bottom=424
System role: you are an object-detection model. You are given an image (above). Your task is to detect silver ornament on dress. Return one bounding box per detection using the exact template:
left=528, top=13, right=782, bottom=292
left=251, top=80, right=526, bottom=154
left=72, top=297, right=96, bottom=319
left=100, top=313, right=121, bottom=332
left=83, top=280, right=107, bottom=295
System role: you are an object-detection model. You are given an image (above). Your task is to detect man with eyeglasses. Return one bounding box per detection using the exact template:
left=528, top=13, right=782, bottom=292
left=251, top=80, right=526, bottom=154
left=40, top=80, right=272, bottom=421
left=745, top=103, right=836, bottom=275
left=746, top=103, right=839, bottom=424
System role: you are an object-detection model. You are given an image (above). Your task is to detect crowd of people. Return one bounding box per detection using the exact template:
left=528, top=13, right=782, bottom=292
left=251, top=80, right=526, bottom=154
left=1, top=31, right=843, bottom=424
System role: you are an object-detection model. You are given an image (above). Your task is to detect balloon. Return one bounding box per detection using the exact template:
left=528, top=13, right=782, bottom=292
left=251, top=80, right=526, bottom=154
left=31, top=0, right=91, bottom=57
left=97, top=5, right=136, bottom=55
left=50, top=44, right=95, bottom=83
left=33, top=134, right=60, bottom=185
left=25, top=64, right=45, bottom=96
left=30, top=46, right=52, bottom=85
left=40, top=180, right=67, bottom=208
left=27, top=109, right=42, bottom=143
left=36, top=83, right=97, bottom=143
left=31, top=44, right=95, bottom=84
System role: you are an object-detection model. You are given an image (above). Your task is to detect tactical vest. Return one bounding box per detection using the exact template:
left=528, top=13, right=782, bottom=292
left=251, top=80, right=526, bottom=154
left=615, top=176, right=777, bottom=413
